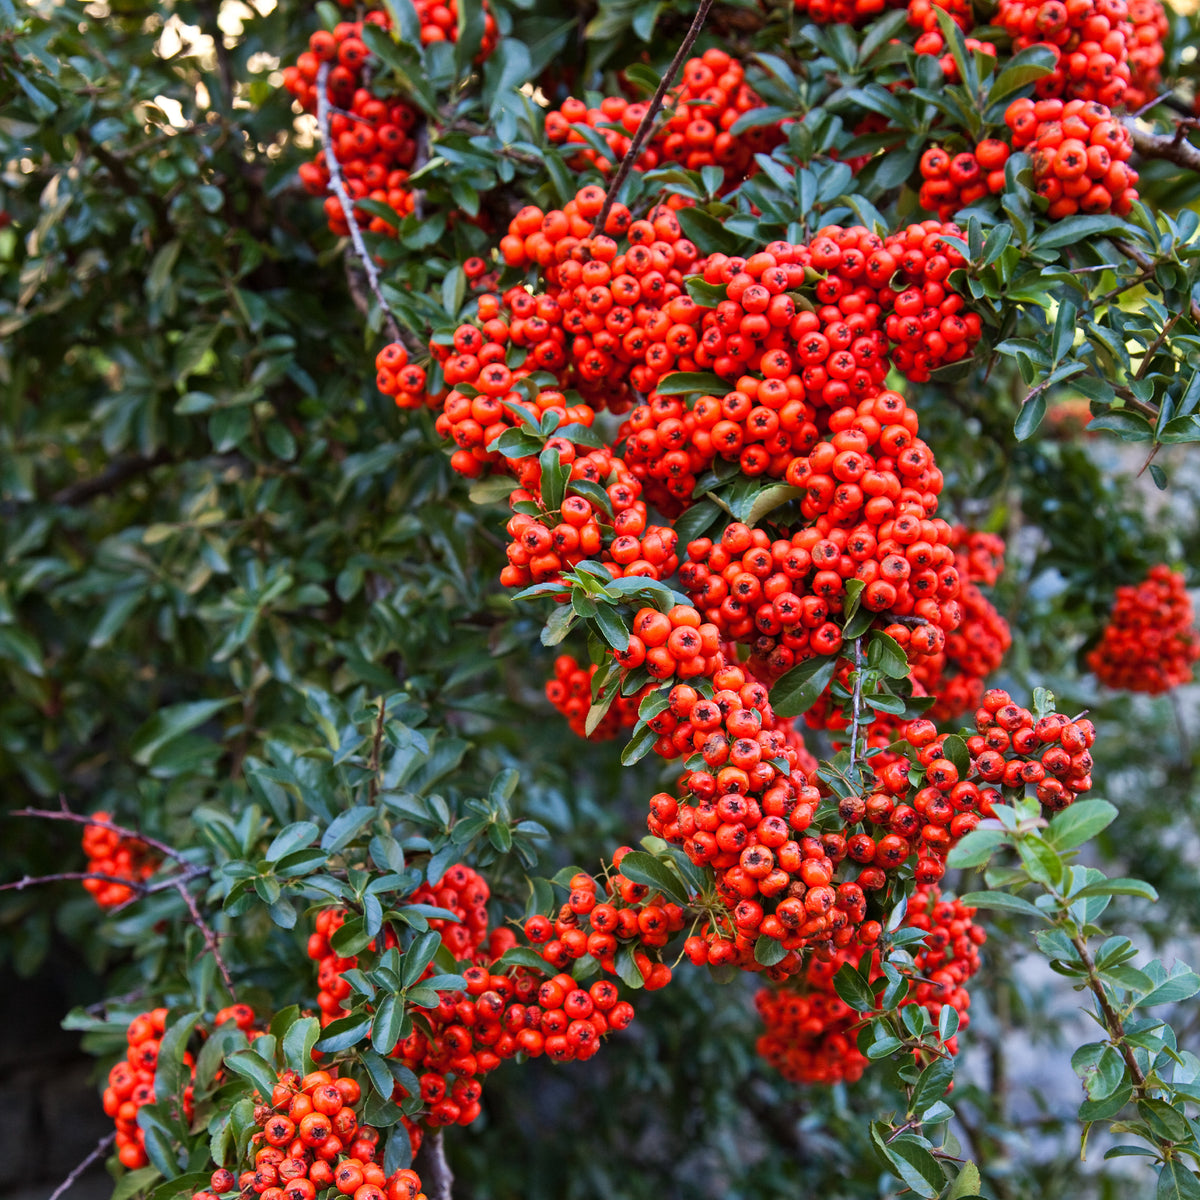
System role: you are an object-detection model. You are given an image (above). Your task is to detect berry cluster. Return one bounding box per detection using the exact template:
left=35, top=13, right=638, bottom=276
left=910, top=528, right=1011, bottom=721
left=82, top=813, right=160, bottom=908
left=283, top=17, right=422, bottom=238
left=545, top=654, right=640, bottom=739
left=104, top=1006, right=258, bottom=1169
left=308, top=862, right=644, bottom=1148
left=997, top=0, right=1143, bottom=108
left=754, top=885, right=984, bottom=1084
left=374, top=343, right=430, bottom=411
left=794, top=0, right=898, bottom=25
left=918, top=141, right=1011, bottom=222
left=1088, top=565, right=1200, bottom=692
left=544, top=50, right=785, bottom=186
left=908, top=0, right=998, bottom=83
left=525, top=859, right=679, bottom=987
left=962, top=688, right=1096, bottom=810
left=203, top=1068, right=427, bottom=1200
left=1006, top=96, right=1138, bottom=216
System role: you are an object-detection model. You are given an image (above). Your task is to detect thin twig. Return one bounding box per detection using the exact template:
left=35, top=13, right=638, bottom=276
left=14, top=804, right=188, bottom=863
left=47, top=1133, right=115, bottom=1200
left=50, top=449, right=174, bottom=505
left=1070, top=931, right=1147, bottom=1092
left=315, top=62, right=415, bottom=353
left=591, top=0, right=716, bottom=237
left=847, top=637, right=865, bottom=784
left=367, top=697, right=387, bottom=804
left=12, top=805, right=237, bottom=999
left=1134, top=310, right=1181, bottom=382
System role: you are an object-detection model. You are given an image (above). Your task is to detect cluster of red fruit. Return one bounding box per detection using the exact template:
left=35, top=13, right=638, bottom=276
left=202, top=1068, right=426, bottom=1200
left=907, top=0, right=997, bottom=84
left=918, top=141, right=1012, bottom=222
left=1007, top=95, right=1139, bottom=216
left=308, top=862, right=645, bottom=1151
left=544, top=49, right=786, bottom=186
left=544, top=654, right=640, bottom=740
left=82, top=812, right=160, bottom=908
left=283, top=16, right=422, bottom=238
left=754, top=885, right=984, bottom=1084
left=910, top=527, right=1012, bottom=722
left=103, top=1005, right=259, bottom=1169
left=374, top=342, right=431, bottom=411
left=996, top=0, right=1166, bottom=110
left=1088, top=565, right=1200, bottom=692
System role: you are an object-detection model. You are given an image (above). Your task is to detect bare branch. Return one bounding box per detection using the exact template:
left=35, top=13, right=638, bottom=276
left=415, top=1129, right=454, bottom=1200
left=591, top=0, right=716, bottom=237
left=11, top=804, right=237, bottom=998
left=1126, top=117, right=1200, bottom=172
left=47, top=1133, right=115, bottom=1200
left=315, top=63, right=421, bottom=356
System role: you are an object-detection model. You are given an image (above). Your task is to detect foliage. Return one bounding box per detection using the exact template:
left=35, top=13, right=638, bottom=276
left=2, top=0, right=1200, bottom=1198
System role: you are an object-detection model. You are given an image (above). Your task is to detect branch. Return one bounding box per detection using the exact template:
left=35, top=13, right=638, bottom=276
left=50, top=449, right=174, bottom=505
left=367, top=697, right=386, bottom=804
left=591, top=0, right=716, bottom=237
left=11, top=805, right=237, bottom=998
left=14, top=804, right=188, bottom=863
left=315, top=63, right=420, bottom=355
left=1070, top=931, right=1148, bottom=1092
left=1126, top=118, right=1200, bottom=173
left=47, top=1133, right=115, bottom=1200
left=415, top=1128, right=454, bottom=1200
left=847, top=636, right=865, bottom=784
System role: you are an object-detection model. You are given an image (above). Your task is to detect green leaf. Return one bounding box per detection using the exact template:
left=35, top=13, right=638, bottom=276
left=620, top=721, right=658, bottom=766
left=957, top=891, right=1047, bottom=920
left=771, top=654, right=837, bottom=718
left=315, top=1010, right=373, bottom=1053
left=371, top=993, right=406, bottom=1053
left=401, top=930, right=442, bottom=987
left=884, top=1135, right=946, bottom=1199
left=129, top=698, right=234, bottom=766
left=1072, top=877, right=1159, bottom=902
left=224, top=1050, right=276, bottom=1101
left=867, top=632, right=909, bottom=678
left=1046, top=800, right=1118, bottom=851
left=908, top=1056, right=954, bottom=1118
left=1035, top=214, right=1130, bottom=250
left=1138, top=967, right=1200, bottom=1007
left=282, top=1016, right=321, bottom=1075
left=153, top=1010, right=201, bottom=1108
left=266, top=821, right=319, bottom=863
left=1014, top=393, right=1046, bottom=441
left=1157, top=1160, right=1200, bottom=1200
left=834, top=962, right=878, bottom=1012
left=754, top=936, right=788, bottom=966
left=653, top=371, right=727, bottom=396
left=943, top=1162, right=983, bottom=1200
left=616, top=851, right=688, bottom=905
left=947, top=828, right=1007, bottom=868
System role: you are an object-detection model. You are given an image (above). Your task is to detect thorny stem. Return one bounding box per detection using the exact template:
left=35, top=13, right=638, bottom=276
left=47, top=1133, right=116, bottom=1200
left=591, top=0, right=715, bottom=237
left=315, top=63, right=418, bottom=354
